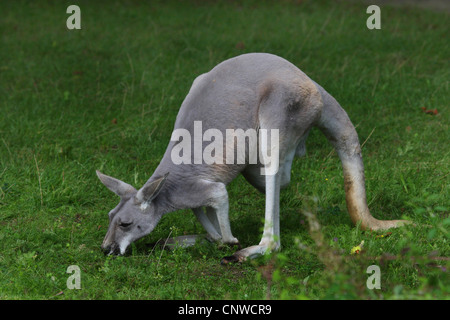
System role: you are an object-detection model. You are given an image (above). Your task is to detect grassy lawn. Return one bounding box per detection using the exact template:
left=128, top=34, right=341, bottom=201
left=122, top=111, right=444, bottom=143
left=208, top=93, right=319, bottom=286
left=0, top=0, right=448, bottom=299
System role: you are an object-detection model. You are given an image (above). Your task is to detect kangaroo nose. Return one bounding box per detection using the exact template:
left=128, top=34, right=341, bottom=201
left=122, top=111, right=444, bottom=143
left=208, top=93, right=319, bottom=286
left=101, top=236, right=115, bottom=254
left=102, top=227, right=115, bottom=254
left=101, top=243, right=111, bottom=255
left=102, top=240, right=121, bottom=255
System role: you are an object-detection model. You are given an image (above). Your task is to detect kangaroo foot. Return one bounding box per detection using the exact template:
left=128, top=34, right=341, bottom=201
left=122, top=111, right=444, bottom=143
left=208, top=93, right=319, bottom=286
left=221, top=244, right=274, bottom=265
left=362, top=217, right=412, bottom=231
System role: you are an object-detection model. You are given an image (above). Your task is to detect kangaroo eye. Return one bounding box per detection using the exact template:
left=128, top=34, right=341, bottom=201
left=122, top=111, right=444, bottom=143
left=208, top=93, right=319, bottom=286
left=119, top=221, right=132, bottom=228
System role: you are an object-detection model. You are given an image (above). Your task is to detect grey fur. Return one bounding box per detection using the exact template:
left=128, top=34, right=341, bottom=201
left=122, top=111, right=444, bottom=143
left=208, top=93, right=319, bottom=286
left=97, top=53, right=409, bottom=260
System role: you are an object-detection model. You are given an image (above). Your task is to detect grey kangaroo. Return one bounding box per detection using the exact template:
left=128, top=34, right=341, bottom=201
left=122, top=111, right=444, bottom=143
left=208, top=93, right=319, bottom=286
left=97, top=53, right=408, bottom=262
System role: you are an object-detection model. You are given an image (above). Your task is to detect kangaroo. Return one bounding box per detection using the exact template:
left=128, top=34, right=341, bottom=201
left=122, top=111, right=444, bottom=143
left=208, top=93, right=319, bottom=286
left=97, top=53, right=409, bottom=262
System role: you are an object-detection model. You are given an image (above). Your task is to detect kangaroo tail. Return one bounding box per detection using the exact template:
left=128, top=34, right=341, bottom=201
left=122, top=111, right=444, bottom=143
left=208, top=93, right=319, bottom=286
left=314, top=83, right=410, bottom=231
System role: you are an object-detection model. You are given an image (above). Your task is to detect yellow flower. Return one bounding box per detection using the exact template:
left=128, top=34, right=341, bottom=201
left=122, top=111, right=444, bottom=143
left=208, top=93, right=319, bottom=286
left=350, top=240, right=365, bottom=254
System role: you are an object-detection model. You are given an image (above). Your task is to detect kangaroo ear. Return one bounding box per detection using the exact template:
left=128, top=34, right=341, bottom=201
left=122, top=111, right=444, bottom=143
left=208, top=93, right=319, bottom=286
left=135, top=172, right=169, bottom=205
left=96, top=170, right=137, bottom=198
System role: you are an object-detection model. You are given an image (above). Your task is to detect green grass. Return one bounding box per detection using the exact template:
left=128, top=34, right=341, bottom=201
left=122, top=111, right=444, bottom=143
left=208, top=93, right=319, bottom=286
left=0, top=0, right=448, bottom=299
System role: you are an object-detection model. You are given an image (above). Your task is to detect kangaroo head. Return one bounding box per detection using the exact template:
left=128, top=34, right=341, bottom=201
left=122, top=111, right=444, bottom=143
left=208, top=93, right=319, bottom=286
left=96, top=170, right=168, bottom=255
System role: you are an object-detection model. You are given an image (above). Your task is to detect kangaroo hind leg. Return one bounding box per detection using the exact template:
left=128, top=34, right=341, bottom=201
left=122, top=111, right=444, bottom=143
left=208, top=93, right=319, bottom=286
left=222, top=126, right=283, bottom=263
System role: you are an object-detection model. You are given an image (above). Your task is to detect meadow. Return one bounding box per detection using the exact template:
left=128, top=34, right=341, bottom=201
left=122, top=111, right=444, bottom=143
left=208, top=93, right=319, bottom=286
left=0, top=0, right=448, bottom=299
